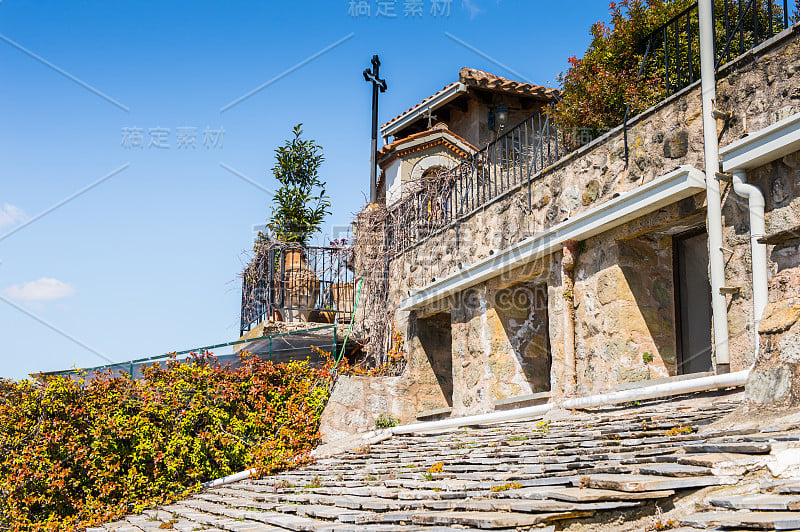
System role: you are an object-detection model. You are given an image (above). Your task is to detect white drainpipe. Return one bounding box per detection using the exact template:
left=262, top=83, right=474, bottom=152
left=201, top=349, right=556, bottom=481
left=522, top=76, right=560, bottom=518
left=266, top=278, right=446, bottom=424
left=731, top=169, right=768, bottom=355
left=699, top=0, right=731, bottom=372
left=391, top=370, right=749, bottom=434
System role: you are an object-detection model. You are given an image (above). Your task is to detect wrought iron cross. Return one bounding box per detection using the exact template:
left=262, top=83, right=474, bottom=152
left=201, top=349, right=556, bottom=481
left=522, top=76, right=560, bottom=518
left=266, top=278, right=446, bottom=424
left=363, top=55, right=387, bottom=204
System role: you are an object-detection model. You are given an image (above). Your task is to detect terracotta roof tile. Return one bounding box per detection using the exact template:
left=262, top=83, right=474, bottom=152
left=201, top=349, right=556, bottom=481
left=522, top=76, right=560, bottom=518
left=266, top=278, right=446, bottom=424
left=377, top=122, right=477, bottom=159
left=380, top=68, right=559, bottom=132
left=458, top=67, right=559, bottom=99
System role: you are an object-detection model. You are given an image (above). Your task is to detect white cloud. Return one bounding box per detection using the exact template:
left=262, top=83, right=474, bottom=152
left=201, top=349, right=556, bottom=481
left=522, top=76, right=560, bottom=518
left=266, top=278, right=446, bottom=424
left=462, top=0, right=483, bottom=19
left=0, top=203, right=28, bottom=230
left=4, top=278, right=76, bottom=302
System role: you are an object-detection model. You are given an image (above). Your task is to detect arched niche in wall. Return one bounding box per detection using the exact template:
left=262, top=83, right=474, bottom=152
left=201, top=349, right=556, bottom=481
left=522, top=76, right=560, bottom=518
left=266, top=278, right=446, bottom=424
left=409, top=154, right=459, bottom=183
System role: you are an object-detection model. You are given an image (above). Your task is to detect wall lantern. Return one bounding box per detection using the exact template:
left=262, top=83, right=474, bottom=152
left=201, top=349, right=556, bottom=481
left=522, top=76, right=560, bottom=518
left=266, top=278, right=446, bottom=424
left=488, top=101, right=509, bottom=131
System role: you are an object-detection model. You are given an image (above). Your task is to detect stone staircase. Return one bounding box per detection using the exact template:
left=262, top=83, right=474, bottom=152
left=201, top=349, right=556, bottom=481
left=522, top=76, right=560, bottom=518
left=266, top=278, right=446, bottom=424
left=92, top=391, right=800, bottom=531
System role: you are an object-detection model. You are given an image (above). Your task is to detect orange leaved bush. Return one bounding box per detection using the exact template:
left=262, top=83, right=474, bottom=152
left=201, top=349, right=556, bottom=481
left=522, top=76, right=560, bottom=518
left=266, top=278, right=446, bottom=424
left=0, top=353, right=330, bottom=531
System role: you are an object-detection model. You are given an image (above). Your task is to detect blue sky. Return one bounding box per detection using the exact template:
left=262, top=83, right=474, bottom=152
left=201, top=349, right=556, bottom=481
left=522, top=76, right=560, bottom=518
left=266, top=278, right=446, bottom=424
left=0, top=0, right=612, bottom=380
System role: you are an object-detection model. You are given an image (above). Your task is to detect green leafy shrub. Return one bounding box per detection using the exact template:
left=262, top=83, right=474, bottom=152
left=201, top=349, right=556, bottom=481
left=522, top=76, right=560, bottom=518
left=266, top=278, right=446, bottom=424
left=374, top=414, right=400, bottom=429
left=554, top=0, right=689, bottom=144
left=264, top=124, right=331, bottom=245
left=0, top=353, right=330, bottom=531
left=555, top=0, right=793, bottom=143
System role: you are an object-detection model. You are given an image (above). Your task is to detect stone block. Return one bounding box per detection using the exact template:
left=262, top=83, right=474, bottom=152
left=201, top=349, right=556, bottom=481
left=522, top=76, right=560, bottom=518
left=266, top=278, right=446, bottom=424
left=663, top=129, right=689, bottom=159
left=746, top=365, right=793, bottom=404
left=581, top=180, right=601, bottom=205
left=759, top=299, right=800, bottom=334
left=596, top=268, right=628, bottom=305
left=616, top=366, right=650, bottom=384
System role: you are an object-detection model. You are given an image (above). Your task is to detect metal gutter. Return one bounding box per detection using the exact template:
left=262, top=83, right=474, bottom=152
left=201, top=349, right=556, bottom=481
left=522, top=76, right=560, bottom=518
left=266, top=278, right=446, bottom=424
left=731, top=170, right=768, bottom=359
left=720, top=112, right=800, bottom=171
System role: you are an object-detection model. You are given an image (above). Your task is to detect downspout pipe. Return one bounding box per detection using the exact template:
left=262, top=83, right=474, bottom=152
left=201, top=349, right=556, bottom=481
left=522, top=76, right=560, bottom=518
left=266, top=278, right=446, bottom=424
left=731, top=169, right=768, bottom=354
left=699, top=0, right=731, bottom=372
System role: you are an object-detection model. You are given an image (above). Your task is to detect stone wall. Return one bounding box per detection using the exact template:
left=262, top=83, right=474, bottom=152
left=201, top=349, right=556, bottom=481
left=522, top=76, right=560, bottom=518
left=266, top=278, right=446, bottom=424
left=382, top=26, right=800, bottom=414
left=318, top=374, right=416, bottom=443
left=570, top=198, right=715, bottom=394
left=742, top=149, right=800, bottom=404
left=318, top=28, right=800, bottom=436
left=747, top=245, right=800, bottom=405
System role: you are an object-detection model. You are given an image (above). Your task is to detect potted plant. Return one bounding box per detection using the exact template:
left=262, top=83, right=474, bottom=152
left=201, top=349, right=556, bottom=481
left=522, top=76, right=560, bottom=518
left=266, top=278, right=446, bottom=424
left=265, top=124, right=331, bottom=322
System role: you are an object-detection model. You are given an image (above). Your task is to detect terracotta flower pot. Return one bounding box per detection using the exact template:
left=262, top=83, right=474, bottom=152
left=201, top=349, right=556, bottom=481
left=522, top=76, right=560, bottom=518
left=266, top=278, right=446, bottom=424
left=282, top=249, right=320, bottom=322
left=330, top=282, right=355, bottom=322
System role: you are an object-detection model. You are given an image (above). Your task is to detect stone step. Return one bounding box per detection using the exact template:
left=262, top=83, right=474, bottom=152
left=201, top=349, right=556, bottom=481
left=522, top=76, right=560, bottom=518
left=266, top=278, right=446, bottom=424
left=575, top=474, right=737, bottom=492
left=708, top=494, right=800, bottom=511
left=410, top=510, right=591, bottom=528
left=681, top=510, right=800, bottom=530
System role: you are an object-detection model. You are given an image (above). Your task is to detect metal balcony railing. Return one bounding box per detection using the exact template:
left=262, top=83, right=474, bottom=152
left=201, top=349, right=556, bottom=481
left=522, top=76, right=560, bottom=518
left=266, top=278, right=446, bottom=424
left=240, top=244, right=355, bottom=335
left=639, top=0, right=791, bottom=98
left=386, top=102, right=566, bottom=255
left=387, top=0, right=795, bottom=258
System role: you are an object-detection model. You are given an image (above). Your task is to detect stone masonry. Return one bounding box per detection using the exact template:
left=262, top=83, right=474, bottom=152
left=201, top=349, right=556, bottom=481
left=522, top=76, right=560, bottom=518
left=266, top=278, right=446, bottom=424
left=374, top=24, right=800, bottom=422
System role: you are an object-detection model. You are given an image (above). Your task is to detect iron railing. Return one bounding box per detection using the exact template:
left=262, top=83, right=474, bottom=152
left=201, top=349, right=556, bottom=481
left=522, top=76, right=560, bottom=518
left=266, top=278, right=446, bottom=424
left=387, top=102, right=567, bottom=254
left=640, top=0, right=791, bottom=98
left=387, top=0, right=795, bottom=257
left=240, top=244, right=355, bottom=335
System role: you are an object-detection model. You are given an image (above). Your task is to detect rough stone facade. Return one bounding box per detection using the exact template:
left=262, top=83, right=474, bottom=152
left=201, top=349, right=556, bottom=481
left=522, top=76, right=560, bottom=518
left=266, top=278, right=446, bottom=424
left=389, top=27, right=800, bottom=415
left=318, top=374, right=418, bottom=443
left=322, top=26, right=800, bottom=435
left=743, top=151, right=800, bottom=404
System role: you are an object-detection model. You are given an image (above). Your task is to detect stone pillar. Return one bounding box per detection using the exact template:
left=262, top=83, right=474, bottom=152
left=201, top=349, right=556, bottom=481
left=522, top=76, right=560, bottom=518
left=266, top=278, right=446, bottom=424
left=561, top=240, right=579, bottom=396
left=353, top=204, right=388, bottom=364
left=745, top=236, right=800, bottom=405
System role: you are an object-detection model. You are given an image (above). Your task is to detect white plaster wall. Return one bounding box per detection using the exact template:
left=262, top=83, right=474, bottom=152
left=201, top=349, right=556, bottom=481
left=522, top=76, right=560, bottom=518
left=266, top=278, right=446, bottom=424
left=385, top=159, right=403, bottom=206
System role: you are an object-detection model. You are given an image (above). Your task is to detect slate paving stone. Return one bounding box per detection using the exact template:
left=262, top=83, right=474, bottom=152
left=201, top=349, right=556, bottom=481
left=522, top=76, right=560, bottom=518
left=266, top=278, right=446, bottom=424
left=543, top=487, right=675, bottom=502
left=681, top=510, right=800, bottom=529
left=682, top=442, right=772, bottom=454
left=709, top=494, right=800, bottom=511
left=411, top=510, right=590, bottom=528
left=576, top=473, right=736, bottom=492
left=677, top=452, right=765, bottom=468
left=637, top=463, right=713, bottom=477
left=98, top=395, right=800, bottom=532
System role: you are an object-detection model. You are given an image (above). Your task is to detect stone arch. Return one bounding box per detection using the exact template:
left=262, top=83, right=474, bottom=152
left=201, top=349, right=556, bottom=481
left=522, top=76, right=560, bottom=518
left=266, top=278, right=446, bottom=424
left=409, top=154, right=459, bottom=182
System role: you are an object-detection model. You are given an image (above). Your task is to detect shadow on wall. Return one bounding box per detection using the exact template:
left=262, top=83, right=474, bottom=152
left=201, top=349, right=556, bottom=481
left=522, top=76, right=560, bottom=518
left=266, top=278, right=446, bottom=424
left=417, top=311, right=454, bottom=407
left=493, top=282, right=551, bottom=393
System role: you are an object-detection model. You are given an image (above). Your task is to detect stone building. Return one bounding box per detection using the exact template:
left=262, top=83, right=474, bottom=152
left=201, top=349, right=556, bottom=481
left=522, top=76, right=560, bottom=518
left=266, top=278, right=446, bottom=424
left=321, top=16, right=800, bottom=440
left=376, top=67, right=558, bottom=206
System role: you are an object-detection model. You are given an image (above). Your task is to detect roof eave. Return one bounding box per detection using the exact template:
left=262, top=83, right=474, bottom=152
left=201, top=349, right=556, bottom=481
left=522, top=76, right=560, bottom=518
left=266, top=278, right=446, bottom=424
left=380, top=82, right=468, bottom=139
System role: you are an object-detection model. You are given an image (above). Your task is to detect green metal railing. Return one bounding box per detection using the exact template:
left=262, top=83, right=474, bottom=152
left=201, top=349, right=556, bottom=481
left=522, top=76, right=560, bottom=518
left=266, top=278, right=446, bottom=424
left=42, top=324, right=341, bottom=379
